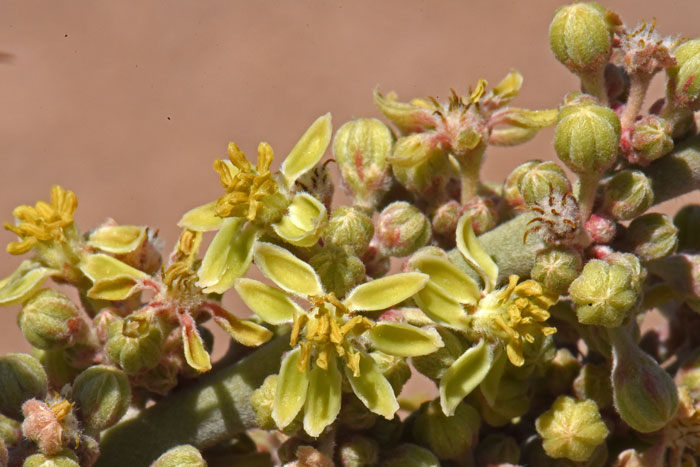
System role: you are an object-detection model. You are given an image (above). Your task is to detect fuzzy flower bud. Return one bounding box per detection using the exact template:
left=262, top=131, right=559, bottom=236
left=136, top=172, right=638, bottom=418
left=0, top=438, right=6, bottom=467
left=535, top=395, right=609, bottom=462
left=503, top=160, right=539, bottom=207
left=105, top=311, right=164, bottom=375
left=392, top=151, right=451, bottom=199
left=520, top=161, right=571, bottom=205
left=674, top=204, right=700, bottom=251
left=542, top=348, right=581, bottom=397
left=151, top=445, right=206, bottom=467
left=461, top=196, right=498, bottom=235
left=475, top=434, right=520, bottom=466
left=532, top=246, right=583, bottom=295
left=0, top=353, right=48, bottom=419
left=568, top=259, right=638, bottom=327
left=72, top=365, right=131, bottom=431
left=411, top=327, right=469, bottom=381
left=0, top=413, right=21, bottom=446
left=333, top=118, right=393, bottom=210
left=573, top=363, right=613, bottom=410
left=667, top=39, right=700, bottom=110
left=628, top=115, right=674, bottom=164
left=382, top=444, right=440, bottom=467
left=309, top=246, right=366, bottom=299
left=24, top=451, right=80, bottom=467
left=18, top=289, right=83, bottom=350
left=376, top=202, right=431, bottom=257
left=322, top=206, right=374, bottom=256
left=604, top=252, right=646, bottom=293
left=412, top=400, right=480, bottom=460
left=626, top=213, right=678, bottom=261
left=431, top=200, right=461, bottom=236
left=22, top=398, right=78, bottom=456
left=250, top=375, right=278, bottom=431
left=585, top=214, right=617, bottom=244
left=339, top=436, right=379, bottom=467
left=602, top=170, right=654, bottom=221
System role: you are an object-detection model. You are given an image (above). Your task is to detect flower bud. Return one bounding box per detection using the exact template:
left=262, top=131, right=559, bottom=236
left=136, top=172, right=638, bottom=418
left=602, top=170, right=653, bottom=221
left=105, top=311, right=164, bottom=375
left=339, top=395, right=378, bottom=431
left=431, top=200, right=461, bottom=236
left=382, top=444, right=440, bottom=467
left=72, top=365, right=131, bottom=431
left=554, top=102, right=621, bottom=175
left=0, top=438, right=6, bottom=467
left=151, top=445, right=206, bottom=467
left=542, top=348, right=581, bottom=397
left=310, top=246, right=366, bottom=299
left=604, top=252, right=646, bottom=294
left=24, top=450, right=80, bottom=467
left=392, top=151, right=451, bottom=199
left=0, top=413, right=21, bottom=446
left=33, top=349, right=79, bottom=389
left=573, top=363, right=613, bottom=410
left=609, top=327, right=679, bottom=432
left=535, top=395, right=609, bottom=462
left=503, top=160, right=539, bottom=207
left=250, top=375, right=278, bottom=431
left=674, top=204, right=700, bottom=252
left=584, top=214, right=617, bottom=244
left=568, top=259, right=638, bottom=327
left=626, top=213, right=678, bottom=262
left=412, top=399, right=480, bottom=460
left=475, top=434, right=520, bottom=466
left=549, top=3, right=614, bottom=75
left=333, top=118, right=393, bottom=210
left=322, top=206, right=374, bottom=256
left=292, top=160, right=335, bottom=212
left=532, top=246, right=583, bottom=295
left=22, top=398, right=78, bottom=456
left=361, top=241, right=390, bottom=278
left=339, top=436, right=379, bottom=467
left=461, top=196, right=498, bottom=235
left=628, top=115, right=673, bottom=164
left=376, top=202, right=431, bottom=257
left=520, top=161, right=571, bottom=205
left=472, top=375, right=531, bottom=427
left=18, top=289, right=83, bottom=350
left=667, top=39, right=700, bottom=110
left=0, top=353, right=48, bottom=419
left=412, top=328, right=469, bottom=381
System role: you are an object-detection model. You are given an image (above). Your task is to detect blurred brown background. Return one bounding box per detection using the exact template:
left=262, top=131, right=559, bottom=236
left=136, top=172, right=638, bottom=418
left=0, top=0, right=698, bottom=370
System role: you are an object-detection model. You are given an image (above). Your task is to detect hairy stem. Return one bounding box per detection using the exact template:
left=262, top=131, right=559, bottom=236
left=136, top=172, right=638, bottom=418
left=458, top=145, right=486, bottom=205
left=579, top=68, right=608, bottom=106
left=620, top=73, right=652, bottom=130
left=576, top=172, right=600, bottom=223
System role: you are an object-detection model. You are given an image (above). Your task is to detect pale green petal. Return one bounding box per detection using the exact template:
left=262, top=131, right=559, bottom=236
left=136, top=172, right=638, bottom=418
left=254, top=242, right=323, bottom=297
left=87, top=225, right=146, bottom=254
left=178, top=201, right=224, bottom=232
left=182, top=325, right=212, bottom=373
left=456, top=214, right=499, bottom=293
left=303, top=355, right=342, bottom=437
left=479, top=347, right=506, bottom=407
left=79, top=254, right=150, bottom=300
left=368, top=323, right=444, bottom=357
left=271, top=193, right=327, bottom=247
left=212, top=308, right=273, bottom=347
left=344, top=352, right=399, bottom=419
left=440, top=339, right=493, bottom=416
left=410, top=254, right=480, bottom=304
left=234, top=278, right=303, bottom=324
left=413, top=281, right=468, bottom=326
left=273, top=347, right=310, bottom=429
left=197, top=218, right=260, bottom=294
left=281, top=113, right=332, bottom=186
left=343, top=272, right=428, bottom=312
left=0, top=261, right=57, bottom=306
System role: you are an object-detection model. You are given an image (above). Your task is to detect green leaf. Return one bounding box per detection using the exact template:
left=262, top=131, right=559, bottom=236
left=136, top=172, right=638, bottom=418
left=368, top=323, right=444, bottom=357
left=410, top=254, right=480, bottom=304
left=177, top=201, right=224, bottom=232
left=79, top=254, right=150, bottom=300
left=273, top=347, right=310, bottom=429
left=254, top=242, right=323, bottom=297
left=0, top=261, right=56, bottom=306
left=303, top=355, right=342, bottom=437
left=271, top=193, right=327, bottom=247
left=343, top=272, right=428, bottom=312
left=234, top=278, right=303, bottom=325
left=281, top=113, right=332, bottom=186
left=197, top=218, right=260, bottom=294
left=413, top=281, right=468, bottom=326
left=456, top=214, right=499, bottom=293
left=344, top=352, right=399, bottom=419
left=88, top=225, right=147, bottom=254
left=182, top=325, right=212, bottom=373
left=440, top=339, right=493, bottom=416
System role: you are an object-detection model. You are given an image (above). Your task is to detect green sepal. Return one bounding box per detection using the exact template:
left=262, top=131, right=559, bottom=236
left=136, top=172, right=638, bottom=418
left=281, top=113, right=332, bottom=187
left=87, top=225, right=147, bottom=254
left=368, top=322, right=444, bottom=357
left=343, top=272, right=428, bottom=312
left=479, top=347, right=507, bottom=406
left=303, top=354, right=342, bottom=437
left=456, top=214, right=498, bottom=293
left=410, top=254, right=480, bottom=304
left=0, top=261, right=57, bottom=306
left=273, top=347, right=310, bottom=429
left=182, top=325, right=212, bottom=373
left=413, top=280, right=468, bottom=326
left=271, top=192, right=327, bottom=247
left=373, top=89, right=436, bottom=134
left=488, top=126, right=539, bottom=146
left=178, top=201, right=224, bottom=232
left=482, top=69, right=523, bottom=109
left=344, top=352, right=399, bottom=419
left=254, top=242, right=324, bottom=297
left=212, top=308, right=273, bottom=347
left=234, top=278, right=303, bottom=325
left=389, top=133, right=442, bottom=168
left=79, top=253, right=149, bottom=300
left=440, top=339, right=493, bottom=416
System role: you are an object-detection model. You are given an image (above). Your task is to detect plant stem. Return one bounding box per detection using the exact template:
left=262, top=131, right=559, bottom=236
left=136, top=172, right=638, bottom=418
left=576, top=172, right=600, bottom=223
left=458, top=146, right=485, bottom=205
left=620, top=73, right=652, bottom=130
left=579, top=68, right=608, bottom=106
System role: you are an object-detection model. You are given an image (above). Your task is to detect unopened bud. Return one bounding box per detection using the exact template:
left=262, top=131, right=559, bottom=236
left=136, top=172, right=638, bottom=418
left=667, top=39, right=700, bottom=110
left=24, top=450, right=80, bottom=467
left=542, top=348, right=581, bottom=397
left=33, top=349, right=79, bottom=389
left=412, top=327, right=469, bottom=381
left=339, top=395, right=378, bottom=430
left=382, top=444, right=440, bottom=467
left=376, top=202, right=431, bottom=257
left=584, top=214, right=617, bottom=244
left=0, top=413, right=21, bottom=447
left=105, top=311, right=164, bottom=375
left=310, top=246, right=365, bottom=299
left=626, top=213, right=678, bottom=261
left=520, top=161, right=571, bottom=205
left=19, top=289, right=83, bottom=350
left=532, top=246, right=583, bottom=295
left=573, top=363, right=613, bottom=409
left=0, top=438, right=6, bottom=467
left=674, top=204, right=700, bottom=251
left=602, top=170, right=653, bottom=220
left=504, top=160, right=539, bottom=207
left=412, top=399, right=480, bottom=460
left=461, top=196, right=498, bottom=235
left=431, top=200, right=461, bottom=236
left=339, top=436, right=379, bottom=467
left=604, top=252, right=646, bottom=294
left=322, top=206, right=374, bottom=256
left=250, top=375, right=278, bottom=431
left=292, top=160, right=335, bottom=212
left=475, top=434, right=521, bottom=466
left=392, top=151, right=451, bottom=199
left=151, top=445, right=206, bottom=467
left=0, top=353, right=48, bottom=419
left=472, top=375, right=531, bottom=427
left=22, top=398, right=78, bottom=456
left=629, top=115, right=674, bottom=164
left=72, top=365, right=131, bottom=431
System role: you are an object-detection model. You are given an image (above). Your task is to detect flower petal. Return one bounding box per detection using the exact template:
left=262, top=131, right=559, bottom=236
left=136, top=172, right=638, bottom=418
left=177, top=201, right=224, bottom=232
left=273, top=347, right=310, bottom=429
left=368, top=323, right=444, bottom=357
left=303, top=355, right=342, bottom=437
left=344, top=352, right=399, bottom=419
left=182, top=323, right=212, bottom=373
left=410, top=254, right=480, bottom=305
left=254, top=242, right=323, bottom=297
left=271, top=193, right=327, bottom=247
left=0, top=261, right=57, bottom=306
left=343, top=272, right=428, bottom=312
left=79, top=254, right=150, bottom=300
left=456, top=214, right=499, bottom=293
left=440, top=339, right=493, bottom=416
left=413, top=281, right=468, bottom=326
left=234, top=278, right=303, bottom=325
left=281, top=113, right=332, bottom=186
left=88, top=225, right=146, bottom=254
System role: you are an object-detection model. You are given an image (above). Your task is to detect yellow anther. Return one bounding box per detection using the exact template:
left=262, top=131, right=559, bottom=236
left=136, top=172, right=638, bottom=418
left=346, top=350, right=361, bottom=377
left=50, top=400, right=73, bottom=422
left=316, top=346, right=330, bottom=370
left=298, top=342, right=311, bottom=373
left=468, top=79, right=488, bottom=105
left=290, top=314, right=308, bottom=347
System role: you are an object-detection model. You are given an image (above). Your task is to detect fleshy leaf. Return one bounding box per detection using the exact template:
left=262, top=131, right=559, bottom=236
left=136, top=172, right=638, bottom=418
left=456, top=214, right=499, bottom=293
left=273, top=347, right=310, bottom=429
left=439, top=339, right=493, bottom=416
left=281, top=113, right=332, bottom=186
left=344, top=352, right=399, bottom=419
left=254, top=242, right=323, bottom=297
left=343, top=272, right=428, bottom=312
left=79, top=254, right=149, bottom=300
left=88, top=225, right=146, bottom=254
left=303, top=355, right=342, bottom=437
left=413, top=281, right=468, bottom=326
left=182, top=324, right=212, bottom=372
left=479, top=347, right=506, bottom=407
left=197, top=218, right=260, bottom=294
left=0, top=261, right=57, bottom=306
left=271, top=193, right=327, bottom=247
left=368, top=322, right=444, bottom=357
left=211, top=306, right=273, bottom=347
left=234, top=278, right=303, bottom=325
left=178, top=201, right=224, bottom=232
left=410, top=254, right=480, bottom=304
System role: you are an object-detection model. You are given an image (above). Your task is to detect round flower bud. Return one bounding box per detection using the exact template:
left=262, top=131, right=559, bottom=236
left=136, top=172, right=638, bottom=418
left=339, top=395, right=378, bottom=431
left=105, top=311, right=164, bottom=375
left=33, top=349, right=79, bottom=390
left=250, top=375, right=278, bottom=431
left=339, top=436, right=379, bottom=467
left=0, top=413, right=21, bottom=445
left=573, top=363, right=613, bottom=410
left=584, top=214, right=617, bottom=244
left=376, top=202, right=431, bottom=257
left=412, top=400, right=480, bottom=460
left=542, top=348, right=581, bottom=397
left=411, top=328, right=469, bottom=381
left=667, top=39, right=700, bottom=110
left=504, top=160, right=540, bottom=207
left=431, top=200, right=461, bottom=236
left=333, top=118, right=393, bottom=210
left=22, top=398, right=79, bottom=456
left=475, top=434, right=520, bottom=466
left=382, top=444, right=440, bottom=467
left=554, top=102, right=621, bottom=175
left=626, top=213, right=678, bottom=262
left=152, top=445, right=206, bottom=467
left=532, top=246, right=583, bottom=295
left=24, top=450, right=80, bottom=467
left=602, top=170, right=653, bottom=221
left=535, top=395, right=609, bottom=462
left=471, top=375, right=531, bottom=427
left=18, top=289, right=83, bottom=350
left=0, top=438, right=6, bottom=467
left=520, top=161, right=571, bottom=205
left=0, top=353, right=48, bottom=419
left=392, top=151, right=450, bottom=199
left=310, top=246, right=366, bottom=299
left=568, top=259, right=638, bottom=327
left=629, top=115, right=673, bottom=164
left=461, top=196, right=498, bottom=235
left=674, top=204, right=700, bottom=252
left=604, top=252, right=646, bottom=294
left=72, top=365, right=131, bottom=431
left=322, top=206, right=374, bottom=256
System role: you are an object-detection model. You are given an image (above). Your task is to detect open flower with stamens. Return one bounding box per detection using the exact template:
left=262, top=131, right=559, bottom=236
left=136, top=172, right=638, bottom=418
left=409, top=213, right=558, bottom=415
left=178, top=114, right=332, bottom=295
left=234, top=241, right=441, bottom=437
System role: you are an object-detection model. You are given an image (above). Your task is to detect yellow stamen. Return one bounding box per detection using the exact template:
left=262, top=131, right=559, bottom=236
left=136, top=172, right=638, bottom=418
left=50, top=400, right=73, bottom=422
